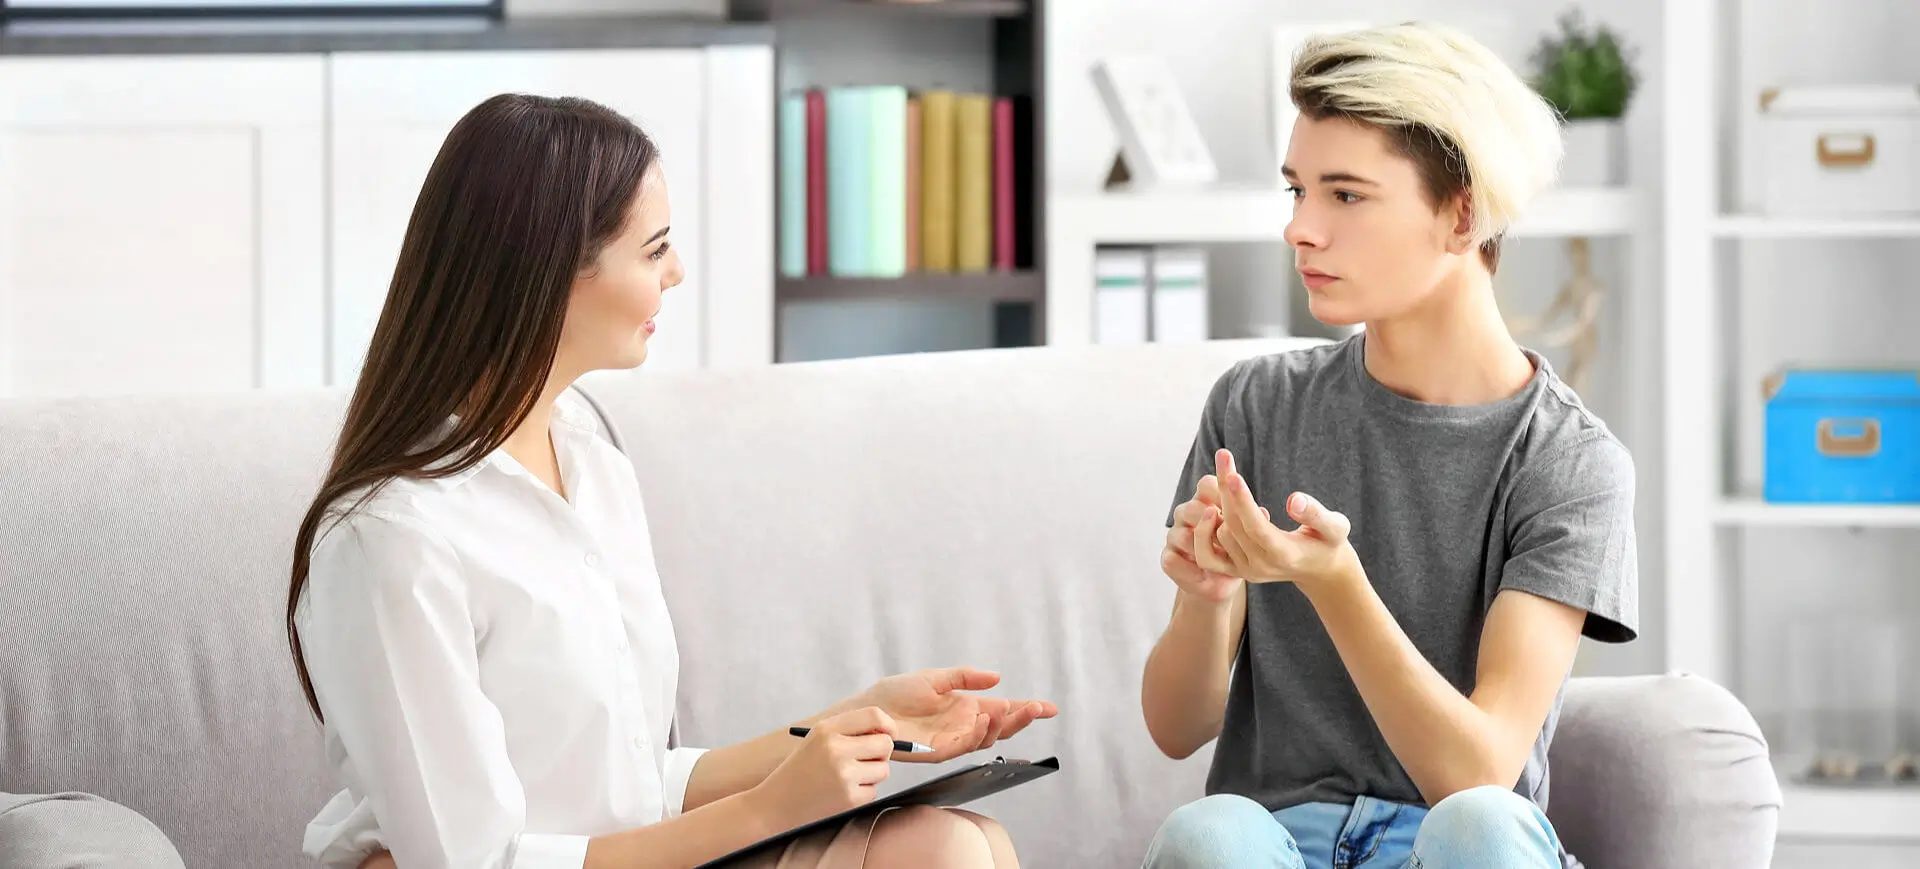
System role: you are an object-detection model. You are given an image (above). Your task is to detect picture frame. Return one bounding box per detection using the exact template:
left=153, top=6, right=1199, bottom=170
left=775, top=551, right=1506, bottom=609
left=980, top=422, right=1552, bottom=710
left=1090, top=54, right=1216, bottom=189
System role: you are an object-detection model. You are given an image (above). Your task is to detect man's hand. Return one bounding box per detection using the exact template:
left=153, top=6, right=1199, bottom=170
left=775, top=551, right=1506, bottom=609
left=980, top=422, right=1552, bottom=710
left=1163, top=474, right=1263, bottom=603
left=853, top=667, right=1057, bottom=763
left=1202, top=449, right=1359, bottom=590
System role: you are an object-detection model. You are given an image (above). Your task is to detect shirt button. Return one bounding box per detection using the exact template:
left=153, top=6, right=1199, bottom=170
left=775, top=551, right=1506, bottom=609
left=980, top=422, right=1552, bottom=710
left=584, top=552, right=599, bottom=568
left=631, top=735, right=645, bottom=750
left=614, top=636, right=629, bottom=655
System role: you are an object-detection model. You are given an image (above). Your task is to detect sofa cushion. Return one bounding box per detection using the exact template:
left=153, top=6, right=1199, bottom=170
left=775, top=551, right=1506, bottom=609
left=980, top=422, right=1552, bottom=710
left=0, top=791, right=185, bottom=869
left=1548, top=673, right=1782, bottom=869
left=0, top=392, right=348, bottom=867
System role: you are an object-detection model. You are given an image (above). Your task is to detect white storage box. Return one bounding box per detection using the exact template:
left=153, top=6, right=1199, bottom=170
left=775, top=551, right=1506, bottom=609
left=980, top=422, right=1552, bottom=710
left=1758, top=84, right=1920, bottom=216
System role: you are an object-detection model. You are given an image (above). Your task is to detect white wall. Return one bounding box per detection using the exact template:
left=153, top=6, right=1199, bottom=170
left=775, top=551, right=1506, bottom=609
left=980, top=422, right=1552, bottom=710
left=1047, top=0, right=1670, bottom=678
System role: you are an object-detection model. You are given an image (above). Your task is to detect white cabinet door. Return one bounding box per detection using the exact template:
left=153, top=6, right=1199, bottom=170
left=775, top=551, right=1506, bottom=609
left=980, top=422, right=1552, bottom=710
left=0, top=56, right=327, bottom=398
left=328, top=50, right=708, bottom=386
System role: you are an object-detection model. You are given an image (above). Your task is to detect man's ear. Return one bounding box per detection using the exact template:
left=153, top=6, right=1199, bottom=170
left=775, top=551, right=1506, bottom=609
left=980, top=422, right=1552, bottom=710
left=1444, top=192, right=1477, bottom=255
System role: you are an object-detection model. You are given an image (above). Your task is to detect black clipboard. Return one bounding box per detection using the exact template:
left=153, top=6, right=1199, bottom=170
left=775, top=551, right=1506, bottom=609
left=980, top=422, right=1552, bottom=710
left=695, top=756, right=1060, bottom=868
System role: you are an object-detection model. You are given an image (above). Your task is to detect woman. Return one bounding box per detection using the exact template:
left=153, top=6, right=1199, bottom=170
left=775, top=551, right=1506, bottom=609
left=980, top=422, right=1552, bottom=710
left=286, top=94, right=1055, bottom=869
left=1139, top=22, right=1636, bottom=869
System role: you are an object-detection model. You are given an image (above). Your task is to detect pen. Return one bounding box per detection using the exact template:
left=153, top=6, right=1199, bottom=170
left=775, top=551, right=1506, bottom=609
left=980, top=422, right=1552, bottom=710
left=788, top=726, right=934, bottom=755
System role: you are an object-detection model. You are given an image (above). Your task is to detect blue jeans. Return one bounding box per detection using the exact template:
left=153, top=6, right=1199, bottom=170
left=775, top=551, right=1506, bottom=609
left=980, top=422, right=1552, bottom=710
left=1141, top=787, right=1564, bottom=869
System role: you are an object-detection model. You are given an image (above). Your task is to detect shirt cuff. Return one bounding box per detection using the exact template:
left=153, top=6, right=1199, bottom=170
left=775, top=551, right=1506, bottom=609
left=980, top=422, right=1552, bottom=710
left=661, top=746, right=711, bottom=818
left=510, top=833, right=591, bottom=869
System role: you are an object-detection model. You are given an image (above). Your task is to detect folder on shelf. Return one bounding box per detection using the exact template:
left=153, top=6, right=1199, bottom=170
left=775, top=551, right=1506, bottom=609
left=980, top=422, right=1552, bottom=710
left=992, top=97, right=1015, bottom=272
left=1149, top=247, right=1209, bottom=343
left=1095, top=247, right=1150, bottom=345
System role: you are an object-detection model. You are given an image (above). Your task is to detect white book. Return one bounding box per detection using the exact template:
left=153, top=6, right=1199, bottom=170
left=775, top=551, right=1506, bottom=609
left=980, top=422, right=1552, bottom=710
left=1150, top=247, right=1209, bottom=344
left=1094, top=248, right=1150, bottom=345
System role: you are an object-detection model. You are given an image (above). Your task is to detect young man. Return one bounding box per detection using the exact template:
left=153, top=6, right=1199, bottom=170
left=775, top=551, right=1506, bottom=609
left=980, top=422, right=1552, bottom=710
left=1138, top=22, right=1636, bottom=869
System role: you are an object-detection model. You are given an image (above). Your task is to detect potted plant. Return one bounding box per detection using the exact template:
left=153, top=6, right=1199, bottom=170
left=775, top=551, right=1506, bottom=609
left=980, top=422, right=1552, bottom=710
left=1529, top=8, right=1639, bottom=186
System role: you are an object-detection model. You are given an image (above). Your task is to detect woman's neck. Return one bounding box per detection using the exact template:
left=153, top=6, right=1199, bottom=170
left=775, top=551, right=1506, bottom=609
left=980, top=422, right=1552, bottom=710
left=1361, top=266, right=1534, bottom=406
left=501, top=378, right=572, bottom=499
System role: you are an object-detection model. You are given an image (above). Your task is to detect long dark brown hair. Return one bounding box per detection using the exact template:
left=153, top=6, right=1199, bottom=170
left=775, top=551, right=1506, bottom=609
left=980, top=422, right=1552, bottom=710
left=288, top=94, right=659, bottom=721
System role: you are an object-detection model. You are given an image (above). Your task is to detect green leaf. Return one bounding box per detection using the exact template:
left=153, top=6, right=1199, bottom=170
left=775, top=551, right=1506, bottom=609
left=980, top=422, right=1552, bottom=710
left=1528, top=7, right=1639, bottom=120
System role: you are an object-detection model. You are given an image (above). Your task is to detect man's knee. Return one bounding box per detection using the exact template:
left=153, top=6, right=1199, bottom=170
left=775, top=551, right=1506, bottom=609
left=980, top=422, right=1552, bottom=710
left=1414, top=786, right=1558, bottom=867
left=0, top=792, right=184, bottom=869
left=1143, top=794, right=1296, bottom=869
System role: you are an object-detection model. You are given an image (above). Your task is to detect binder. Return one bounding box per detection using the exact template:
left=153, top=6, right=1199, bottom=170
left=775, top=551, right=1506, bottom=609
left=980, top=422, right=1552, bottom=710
left=1094, top=247, right=1150, bottom=345
left=1149, top=247, right=1210, bottom=343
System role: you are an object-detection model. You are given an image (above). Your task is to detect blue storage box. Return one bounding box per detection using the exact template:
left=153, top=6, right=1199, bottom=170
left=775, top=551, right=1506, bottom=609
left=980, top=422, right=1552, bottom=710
left=1764, top=368, right=1920, bottom=503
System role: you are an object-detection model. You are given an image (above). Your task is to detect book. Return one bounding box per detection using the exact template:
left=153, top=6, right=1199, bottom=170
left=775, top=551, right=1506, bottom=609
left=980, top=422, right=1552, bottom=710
left=826, top=86, right=872, bottom=276
left=867, top=86, right=909, bottom=278
left=906, top=96, right=922, bottom=272
left=919, top=90, right=957, bottom=273
left=805, top=89, right=828, bottom=275
left=992, top=97, right=1015, bottom=272
left=955, top=93, right=992, bottom=273
left=779, top=92, right=808, bottom=278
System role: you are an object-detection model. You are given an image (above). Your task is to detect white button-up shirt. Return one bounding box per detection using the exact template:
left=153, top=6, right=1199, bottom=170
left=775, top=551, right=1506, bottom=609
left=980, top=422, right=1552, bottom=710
left=296, top=391, right=707, bottom=869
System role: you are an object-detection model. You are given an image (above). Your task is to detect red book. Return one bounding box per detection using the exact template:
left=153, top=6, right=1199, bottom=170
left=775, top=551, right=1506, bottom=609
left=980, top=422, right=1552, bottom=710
left=992, top=98, right=1015, bottom=272
left=806, top=89, right=829, bottom=275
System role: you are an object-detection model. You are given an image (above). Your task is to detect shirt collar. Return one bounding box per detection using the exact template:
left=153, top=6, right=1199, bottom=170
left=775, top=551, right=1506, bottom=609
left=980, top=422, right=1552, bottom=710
left=418, top=389, right=599, bottom=490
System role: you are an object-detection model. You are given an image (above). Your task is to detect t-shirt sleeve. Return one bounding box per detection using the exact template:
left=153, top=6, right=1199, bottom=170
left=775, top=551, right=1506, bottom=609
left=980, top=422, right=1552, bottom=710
left=1499, top=434, right=1640, bottom=643
left=1166, top=362, right=1244, bottom=528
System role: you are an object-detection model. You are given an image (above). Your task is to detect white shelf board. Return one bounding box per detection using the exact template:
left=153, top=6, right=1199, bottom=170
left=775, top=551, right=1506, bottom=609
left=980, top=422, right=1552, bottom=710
left=1052, top=186, right=1639, bottom=245
left=1781, top=785, right=1920, bottom=841
left=1714, top=215, right=1920, bottom=239
left=1712, top=496, right=1920, bottom=528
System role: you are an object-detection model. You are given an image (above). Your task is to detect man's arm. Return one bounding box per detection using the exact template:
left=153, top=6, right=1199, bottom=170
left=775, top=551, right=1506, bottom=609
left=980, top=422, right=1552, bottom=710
left=1141, top=583, right=1247, bottom=759
left=1304, top=580, right=1585, bottom=804
left=1206, top=440, right=1636, bottom=805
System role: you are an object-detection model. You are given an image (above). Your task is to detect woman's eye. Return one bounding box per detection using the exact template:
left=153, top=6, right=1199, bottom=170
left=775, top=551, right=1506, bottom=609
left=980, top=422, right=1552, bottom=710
left=648, top=241, right=671, bottom=261
left=1285, top=185, right=1305, bottom=199
left=1334, top=191, right=1362, bottom=204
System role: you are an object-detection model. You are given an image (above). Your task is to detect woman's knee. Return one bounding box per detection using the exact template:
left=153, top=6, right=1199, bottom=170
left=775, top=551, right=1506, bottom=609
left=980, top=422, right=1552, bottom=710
left=1143, top=794, right=1298, bottom=869
left=865, top=805, right=996, bottom=869
left=1415, top=786, right=1559, bottom=866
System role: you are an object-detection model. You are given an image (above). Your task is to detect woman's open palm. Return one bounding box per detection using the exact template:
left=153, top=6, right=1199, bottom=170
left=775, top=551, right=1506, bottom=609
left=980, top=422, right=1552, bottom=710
left=860, top=667, right=1058, bottom=763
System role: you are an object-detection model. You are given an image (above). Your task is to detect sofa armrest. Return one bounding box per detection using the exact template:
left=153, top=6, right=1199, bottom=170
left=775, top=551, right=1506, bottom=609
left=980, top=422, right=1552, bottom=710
left=0, top=792, right=184, bottom=869
left=1547, top=673, right=1782, bottom=869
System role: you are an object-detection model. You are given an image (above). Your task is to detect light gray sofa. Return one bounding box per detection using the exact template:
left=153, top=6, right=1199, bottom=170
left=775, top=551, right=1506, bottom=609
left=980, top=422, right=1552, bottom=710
left=1, top=339, right=1780, bottom=867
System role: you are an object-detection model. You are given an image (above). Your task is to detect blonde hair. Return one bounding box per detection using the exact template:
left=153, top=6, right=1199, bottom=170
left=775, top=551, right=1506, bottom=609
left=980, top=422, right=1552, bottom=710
left=1290, top=22, right=1563, bottom=269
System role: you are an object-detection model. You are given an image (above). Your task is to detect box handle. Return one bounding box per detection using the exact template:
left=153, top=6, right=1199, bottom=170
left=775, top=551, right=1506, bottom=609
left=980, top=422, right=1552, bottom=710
left=1817, top=133, right=1876, bottom=168
left=1817, top=417, right=1881, bottom=457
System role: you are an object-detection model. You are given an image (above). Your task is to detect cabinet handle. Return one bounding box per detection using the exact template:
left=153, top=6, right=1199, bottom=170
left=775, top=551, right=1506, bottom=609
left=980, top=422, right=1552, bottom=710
left=1816, top=133, right=1876, bottom=168
left=1817, top=417, right=1881, bottom=458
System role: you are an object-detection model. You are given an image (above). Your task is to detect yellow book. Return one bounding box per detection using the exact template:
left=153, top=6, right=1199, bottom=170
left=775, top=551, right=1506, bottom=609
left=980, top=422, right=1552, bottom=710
left=954, top=93, right=992, bottom=273
left=919, top=90, right=957, bottom=272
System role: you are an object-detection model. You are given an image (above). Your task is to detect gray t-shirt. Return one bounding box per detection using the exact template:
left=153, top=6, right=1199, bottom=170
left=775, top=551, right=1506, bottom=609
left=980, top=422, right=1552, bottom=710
left=1167, top=335, right=1637, bottom=861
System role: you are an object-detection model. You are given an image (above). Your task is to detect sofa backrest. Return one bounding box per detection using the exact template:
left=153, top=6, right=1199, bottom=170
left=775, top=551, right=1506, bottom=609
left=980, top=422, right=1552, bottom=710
left=0, top=338, right=1316, bottom=867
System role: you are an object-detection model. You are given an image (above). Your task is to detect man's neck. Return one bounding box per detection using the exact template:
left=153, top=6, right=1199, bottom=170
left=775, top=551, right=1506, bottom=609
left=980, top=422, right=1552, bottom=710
left=1361, top=267, right=1535, bottom=407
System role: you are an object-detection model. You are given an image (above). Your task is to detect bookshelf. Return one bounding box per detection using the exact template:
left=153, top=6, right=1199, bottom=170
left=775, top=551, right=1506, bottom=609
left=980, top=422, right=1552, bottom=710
left=734, top=0, right=1047, bottom=362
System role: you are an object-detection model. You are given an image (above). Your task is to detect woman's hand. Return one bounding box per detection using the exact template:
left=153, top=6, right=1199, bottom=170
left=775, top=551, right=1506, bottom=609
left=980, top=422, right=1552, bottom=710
left=749, top=706, right=900, bottom=830
left=853, top=668, right=1057, bottom=763
left=1198, top=449, right=1361, bottom=592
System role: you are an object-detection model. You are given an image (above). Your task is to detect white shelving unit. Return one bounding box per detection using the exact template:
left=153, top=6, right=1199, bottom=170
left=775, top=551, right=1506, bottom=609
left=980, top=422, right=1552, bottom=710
left=1664, top=0, right=1920, bottom=851
left=1043, top=185, right=1644, bottom=345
